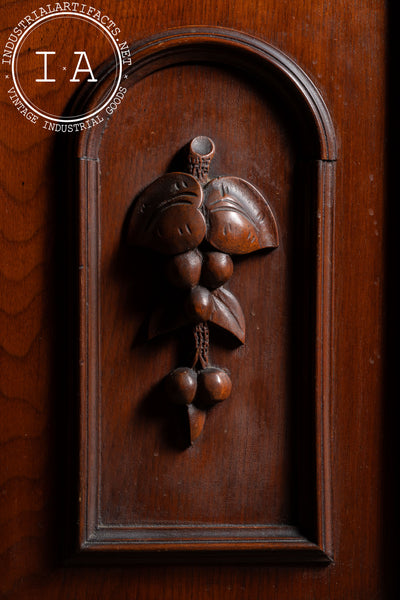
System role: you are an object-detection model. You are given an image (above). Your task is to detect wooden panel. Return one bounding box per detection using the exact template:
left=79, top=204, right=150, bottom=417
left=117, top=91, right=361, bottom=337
left=0, top=1, right=391, bottom=598
left=73, top=29, right=335, bottom=562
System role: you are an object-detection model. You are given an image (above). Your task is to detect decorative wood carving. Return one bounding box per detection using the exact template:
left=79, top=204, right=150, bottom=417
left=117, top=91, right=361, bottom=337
left=128, top=136, right=279, bottom=443
left=72, top=27, right=337, bottom=563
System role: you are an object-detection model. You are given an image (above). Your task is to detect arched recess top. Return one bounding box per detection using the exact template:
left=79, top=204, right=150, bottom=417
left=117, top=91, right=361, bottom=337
left=75, top=27, right=337, bottom=161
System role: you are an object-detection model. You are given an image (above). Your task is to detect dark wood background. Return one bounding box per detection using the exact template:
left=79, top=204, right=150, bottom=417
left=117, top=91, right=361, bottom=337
left=0, top=1, right=395, bottom=598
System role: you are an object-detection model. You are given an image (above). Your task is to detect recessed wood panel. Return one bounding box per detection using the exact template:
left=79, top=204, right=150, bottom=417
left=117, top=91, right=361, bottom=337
left=74, top=29, right=335, bottom=562
left=100, top=63, right=294, bottom=528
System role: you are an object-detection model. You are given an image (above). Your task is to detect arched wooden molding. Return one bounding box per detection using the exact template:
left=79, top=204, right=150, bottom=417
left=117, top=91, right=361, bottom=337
left=74, top=28, right=337, bottom=161
left=73, top=28, right=336, bottom=563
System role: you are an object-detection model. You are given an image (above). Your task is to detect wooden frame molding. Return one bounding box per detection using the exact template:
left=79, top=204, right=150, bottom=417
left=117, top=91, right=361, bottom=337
left=72, top=27, right=336, bottom=563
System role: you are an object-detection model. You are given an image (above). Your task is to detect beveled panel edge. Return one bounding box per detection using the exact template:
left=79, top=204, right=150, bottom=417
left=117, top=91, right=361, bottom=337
left=77, top=156, right=101, bottom=550
left=74, top=524, right=331, bottom=565
left=314, top=159, right=335, bottom=560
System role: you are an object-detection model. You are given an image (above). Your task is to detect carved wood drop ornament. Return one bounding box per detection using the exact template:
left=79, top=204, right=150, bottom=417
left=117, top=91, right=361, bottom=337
left=128, top=136, right=279, bottom=444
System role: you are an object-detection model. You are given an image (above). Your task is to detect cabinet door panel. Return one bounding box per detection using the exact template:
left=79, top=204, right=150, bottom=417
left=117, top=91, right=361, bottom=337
left=74, top=31, right=334, bottom=562
left=0, top=1, right=390, bottom=598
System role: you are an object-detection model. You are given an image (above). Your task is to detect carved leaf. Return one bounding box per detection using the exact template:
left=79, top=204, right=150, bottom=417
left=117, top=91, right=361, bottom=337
left=129, top=172, right=206, bottom=255
left=187, top=404, right=207, bottom=444
left=204, top=176, right=279, bottom=254
left=209, top=286, right=246, bottom=344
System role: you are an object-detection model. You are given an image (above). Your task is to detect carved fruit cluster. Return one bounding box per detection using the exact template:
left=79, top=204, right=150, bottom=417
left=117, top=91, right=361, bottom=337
left=164, top=366, right=232, bottom=409
left=128, top=136, right=279, bottom=444
left=163, top=248, right=234, bottom=427
left=166, top=249, right=234, bottom=322
left=166, top=249, right=233, bottom=290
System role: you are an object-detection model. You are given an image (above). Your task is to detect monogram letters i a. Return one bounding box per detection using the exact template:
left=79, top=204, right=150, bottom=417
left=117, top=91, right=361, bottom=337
left=128, top=136, right=279, bottom=444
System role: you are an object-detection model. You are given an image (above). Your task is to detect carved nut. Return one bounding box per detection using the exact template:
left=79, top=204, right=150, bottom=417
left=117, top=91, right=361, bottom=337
left=165, top=249, right=202, bottom=289
left=164, top=367, right=197, bottom=405
left=184, top=286, right=213, bottom=323
left=129, top=172, right=206, bottom=255
left=197, top=367, right=232, bottom=406
left=201, top=251, right=234, bottom=289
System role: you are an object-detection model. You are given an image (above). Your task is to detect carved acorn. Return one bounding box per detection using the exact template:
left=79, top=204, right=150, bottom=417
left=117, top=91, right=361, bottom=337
left=197, top=367, right=232, bottom=407
left=165, top=249, right=202, bottom=289
left=201, top=251, right=233, bottom=289
left=184, top=286, right=213, bottom=323
left=128, top=172, right=206, bottom=255
left=164, top=367, right=197, bottom=405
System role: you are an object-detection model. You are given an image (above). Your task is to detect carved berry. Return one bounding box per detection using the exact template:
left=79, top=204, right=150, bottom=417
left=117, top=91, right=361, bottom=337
left=201, top=251, right=234, bottom=289
left=184, top=286, right=213, bottom=322
left=197, top=367, right=232, bottom=406
left=164, top=367, right=197, bottom=405
left=165, top=249, right=202, bottom=289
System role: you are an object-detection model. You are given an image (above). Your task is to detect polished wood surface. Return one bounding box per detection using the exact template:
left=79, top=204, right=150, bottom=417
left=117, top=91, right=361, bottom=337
left=0, top=0, right=391, bottom=598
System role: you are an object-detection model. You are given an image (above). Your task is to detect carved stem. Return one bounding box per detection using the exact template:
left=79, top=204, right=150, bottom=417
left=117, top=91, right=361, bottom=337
left=187, top=136, right=215, bottom=183
left=192, top=322, right=210, bottom=369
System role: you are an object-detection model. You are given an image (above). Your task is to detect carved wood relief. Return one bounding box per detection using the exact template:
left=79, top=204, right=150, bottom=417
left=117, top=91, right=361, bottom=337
left=128, top=135, right=279, bottom=443
left=72, top=28, right=336, bottom=563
